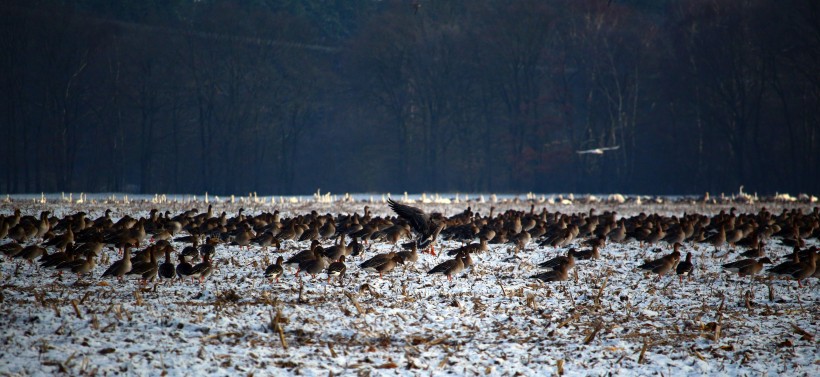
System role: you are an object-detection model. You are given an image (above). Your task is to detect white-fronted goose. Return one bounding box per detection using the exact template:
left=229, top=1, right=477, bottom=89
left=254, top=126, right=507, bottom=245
left=767, top=249, right=817, bottom=287
left=323, top=234, right=348, bottom=261
left=571, top=244, right=600, bottom=260
left=264, top=256, right=284, bottom=282
left=397, top=243, right=419, bottom=267
left=70, top=250, right=97, bottom=279
left=531, top=263, right=569, bottom=282
left=176, top=254, right=194, bottom=283
left=102, top=246, right=133, bottom=282
left=128, top=247, right=159, bottom=285
left=325, top=255, right=346, bottom=284
left=428, top=253, right=465, bottom=281
left=538, top=249, right=575, bottom=271
left=298, top=249, right=328, bottom=279
left=447, top=238, right=489, bottom=256
left=638, top=245, right=681, bottom=279
left=189, top=253, right=213, bottom=283
left=723, top=257, right=772, bottom=277
left=158, top=247, right=176, bottom=281
left=388, top=199, right=445, bottom=255
left=359, top=251, right=401, bottom=278
left=676, top=252, right=694, bottom=282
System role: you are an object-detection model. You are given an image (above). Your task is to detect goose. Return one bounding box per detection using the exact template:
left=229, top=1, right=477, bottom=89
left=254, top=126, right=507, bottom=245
left=387, top=198, right=445, bottom=255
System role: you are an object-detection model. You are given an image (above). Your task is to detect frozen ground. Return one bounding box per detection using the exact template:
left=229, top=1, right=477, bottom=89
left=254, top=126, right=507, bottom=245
left=0, top=193, right=818, bottom=376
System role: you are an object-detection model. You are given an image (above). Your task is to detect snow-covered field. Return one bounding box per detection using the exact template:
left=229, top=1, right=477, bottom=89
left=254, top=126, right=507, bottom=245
left=1, top=194, right=818, bottom=376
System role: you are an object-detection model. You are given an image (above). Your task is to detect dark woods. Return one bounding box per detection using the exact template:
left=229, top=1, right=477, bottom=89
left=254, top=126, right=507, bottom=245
left=0, top=1, right=817, bottom=195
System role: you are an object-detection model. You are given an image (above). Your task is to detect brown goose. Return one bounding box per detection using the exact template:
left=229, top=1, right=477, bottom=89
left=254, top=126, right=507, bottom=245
left=740, top=242, right=766, bottom=258
left=447, top=238, right=489, bottom=256
left=638, top=244, right=681, bottom=279
left=722, top=257, right=772, bottom=277
left=538, top=249, right=575, bottom=271
left=41, top=242, right=75, bottom=268
left=606, top=220, right=627, bottom=243
left=189, top=253, right=213, bottom=283
left=511, top=231, right=532, bottom=253
left=44, top=227, right=74, bottom=250
left=700, top=226, right=726, bottom=252
left=359, top=252, right=400, bottom=278
left=285, top=240, right=321, bottom=267
left=676, top=252, right=694, bottom=283
left=643, top=224, right=666, bottom=246
left=397, top=243, right=419, bottom=267
left=158, top=247, right=176, bottom=281
left=530, top=263, right=570, bottom=282
left=176, top=254, right=194, bottom=283
left=102, top=246, right=133, bottom=282
left=265, top=256, right=284, bottom=282
left=571, top=244, right=600, bottom=260
left=427, top=253, right=466, bottom=281
left=16, top=244, right=46, bottom=265
left=767, top=249, right=817, bottom=287
left=230, top=225, right=254, bottom=250
left=0, top=221, right=9, bottom=241
left=318, top=219, right=336, bottom=240
left=1, top=242, right=24, bottom=259
left=323, top=234, right=348, bottom=261
left=70, top=250, right=97, bottom=279
left=325, top=255, right=347, bottom=284
left=128, top=247, right=159, bottom=285
left=75, top=239, right=105, bottom=259
left=347, top=236, right=365, bottom=257
left=251, top=231, right=276, bottom=251
left=388, top=199, right=445, bottom=255
left=8, top=223, right=32, bottom=243
left=662, top=226, right=686, bottom=246
left=180, top=238, right=201, bottom=263
left=199, top=237, right=217, bottom=259
left=298, top=250, right=328, bottom=279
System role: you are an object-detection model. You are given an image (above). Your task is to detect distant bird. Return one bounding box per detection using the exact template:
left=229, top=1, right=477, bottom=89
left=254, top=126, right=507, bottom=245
left=576, top=145, right=620, bottom=155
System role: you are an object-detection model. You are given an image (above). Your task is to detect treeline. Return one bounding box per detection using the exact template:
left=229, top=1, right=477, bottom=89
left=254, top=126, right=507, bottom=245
left=0, top=0, right=818, bottom=195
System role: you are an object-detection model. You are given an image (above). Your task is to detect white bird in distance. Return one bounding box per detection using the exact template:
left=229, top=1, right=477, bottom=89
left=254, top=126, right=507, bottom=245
left=576, top=145, right=620, bottom=155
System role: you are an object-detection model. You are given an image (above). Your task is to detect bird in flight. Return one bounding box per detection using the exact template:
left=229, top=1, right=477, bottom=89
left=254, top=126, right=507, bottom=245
left=576, top=145, right=620, bottom=155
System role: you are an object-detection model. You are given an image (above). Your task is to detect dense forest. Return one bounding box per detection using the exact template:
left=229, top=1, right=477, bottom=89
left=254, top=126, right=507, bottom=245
left=0, top=0, right=818, bottom=195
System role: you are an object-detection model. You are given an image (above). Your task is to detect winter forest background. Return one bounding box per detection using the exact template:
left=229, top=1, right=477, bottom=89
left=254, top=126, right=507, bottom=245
left=0, top=0, right=818, bottom=196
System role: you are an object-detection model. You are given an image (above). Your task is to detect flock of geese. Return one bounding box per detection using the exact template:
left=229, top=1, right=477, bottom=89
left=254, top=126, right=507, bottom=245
left=1, top=200, right=818, bottom=290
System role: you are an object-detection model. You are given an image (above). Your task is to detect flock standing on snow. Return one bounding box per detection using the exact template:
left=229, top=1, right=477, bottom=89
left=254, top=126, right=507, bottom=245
left=1, top=200, right=818, bottom=290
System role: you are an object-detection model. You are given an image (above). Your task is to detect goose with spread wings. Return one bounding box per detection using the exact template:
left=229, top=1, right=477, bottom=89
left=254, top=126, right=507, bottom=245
left=387, top=198, right=445, bottom=255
